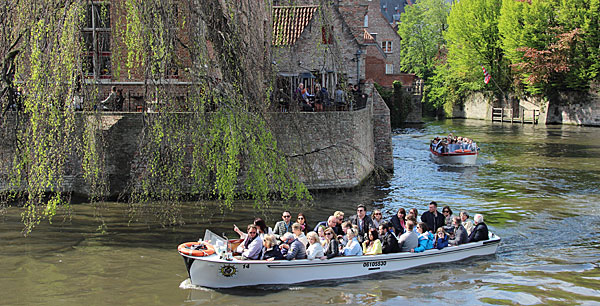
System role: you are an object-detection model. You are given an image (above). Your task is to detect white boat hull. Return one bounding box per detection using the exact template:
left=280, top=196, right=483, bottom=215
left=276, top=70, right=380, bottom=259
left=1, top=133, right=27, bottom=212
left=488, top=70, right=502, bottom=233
left=430, top=148, right=478, bottom=165
left=180, top=234, right=500, bottom=288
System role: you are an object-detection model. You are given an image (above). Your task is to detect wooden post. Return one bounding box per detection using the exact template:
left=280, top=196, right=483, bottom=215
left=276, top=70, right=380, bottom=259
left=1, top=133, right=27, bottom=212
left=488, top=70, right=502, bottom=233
left=510, top=109, right=513, bottom=123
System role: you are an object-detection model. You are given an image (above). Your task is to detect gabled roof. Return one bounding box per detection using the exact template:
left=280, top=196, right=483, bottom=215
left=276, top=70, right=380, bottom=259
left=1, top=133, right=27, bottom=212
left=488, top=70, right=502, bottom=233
left=363, top=29, right=376, bottom=44
left=272, top=5, right=319, bottom=46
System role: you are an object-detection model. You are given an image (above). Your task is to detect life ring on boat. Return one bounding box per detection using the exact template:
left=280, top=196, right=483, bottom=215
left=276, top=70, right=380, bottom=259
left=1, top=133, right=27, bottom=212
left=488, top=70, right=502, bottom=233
left=178, top=242, right=216, bottom=257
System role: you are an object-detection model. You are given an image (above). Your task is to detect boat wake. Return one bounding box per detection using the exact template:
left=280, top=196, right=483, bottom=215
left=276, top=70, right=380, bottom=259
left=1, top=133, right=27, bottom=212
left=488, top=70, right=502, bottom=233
left=180, top=278, right=214, bottom=291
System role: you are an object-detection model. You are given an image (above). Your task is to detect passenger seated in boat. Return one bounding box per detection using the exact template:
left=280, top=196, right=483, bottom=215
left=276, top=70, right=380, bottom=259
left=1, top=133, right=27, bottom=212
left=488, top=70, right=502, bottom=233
left=273, top=211, right=293, bottom=240
left=434, top=227, right=449, bottom=250
left=317, top=226, right=327, bottom=246
left=421, top=201, right=445, bottom=233
left=297, top=213, right=309, bottom=235
left=313, top=216, right=338, bottom=234
left=411, top=222, right=434, bottom=253
left=371, top=209, right=383, bottom=229
left=405, top=215, right=418, bottom=233
left=322, top=227, right=340, bottom=259
left=442, top=206, right=454, bottom=233
left=409, top=208, right=418, bottom=219
left=379, top=223, right=400, bottom=254
left=467, top=214, right=489, bottom=243
left=334, top=211, right=345, bottom=235
left=306, top=232, right=325, bottom=260
left=292, top=222, right=309, bottom=247
left=236, top=224, right=263, bottom=260
left=350, top=204, right=376, bottom=244
left=449, top=216, right=468, bottom=246
left=341, top=228, right=363, bottom=256
left=390, top=208, right=406, bottom=236
left=280, top=232, right=307, bottom=260
left=362, top=228, right=382, bottom=255
left=460, top=211, right=475, bottom=235
left=261, top=234, right=284, bottom=261
left=397, top=221, right=419, bottom=252
left=338, top=221, right=353, bottom=246
left=235, top=218, right=271, bottom=240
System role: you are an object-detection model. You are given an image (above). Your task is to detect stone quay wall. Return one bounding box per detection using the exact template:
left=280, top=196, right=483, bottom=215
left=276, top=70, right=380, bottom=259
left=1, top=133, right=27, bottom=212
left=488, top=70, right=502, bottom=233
left=0, top=85, right=393, bottom=196
left=454, top=90, right=600, bottom=126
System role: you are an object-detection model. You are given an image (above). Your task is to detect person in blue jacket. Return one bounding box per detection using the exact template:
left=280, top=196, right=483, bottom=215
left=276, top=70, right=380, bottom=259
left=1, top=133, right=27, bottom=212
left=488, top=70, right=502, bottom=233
left=412, top=222, right=434, bottom=253
left=434, top=227, right=449, bottom=250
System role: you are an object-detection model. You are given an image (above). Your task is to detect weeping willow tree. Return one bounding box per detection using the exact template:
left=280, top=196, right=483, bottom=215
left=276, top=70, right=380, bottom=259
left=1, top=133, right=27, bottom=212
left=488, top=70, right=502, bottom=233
left=0, top=0, right=109, bottom=234
left=0, top=0, right=311, bottom=235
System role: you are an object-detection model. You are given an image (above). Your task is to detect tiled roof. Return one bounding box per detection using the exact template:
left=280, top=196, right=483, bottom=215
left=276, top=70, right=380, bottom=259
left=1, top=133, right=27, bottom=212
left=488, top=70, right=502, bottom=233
left=272, top=5, right=318, bottom=46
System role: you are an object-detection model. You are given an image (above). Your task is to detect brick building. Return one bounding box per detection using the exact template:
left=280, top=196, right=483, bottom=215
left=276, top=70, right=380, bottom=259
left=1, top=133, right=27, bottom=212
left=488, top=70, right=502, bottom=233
left=271, top=2, right=364, bottom=106
left=86, top=1, right=271, bottom=112
left=339, top=0, right=418, bottom=89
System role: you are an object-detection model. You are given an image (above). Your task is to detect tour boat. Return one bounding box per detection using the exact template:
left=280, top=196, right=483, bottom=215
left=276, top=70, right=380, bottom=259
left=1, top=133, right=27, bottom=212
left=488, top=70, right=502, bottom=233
left=178, top=230, right=501, bottom=288
left=430, top=147, right=479, bottom=165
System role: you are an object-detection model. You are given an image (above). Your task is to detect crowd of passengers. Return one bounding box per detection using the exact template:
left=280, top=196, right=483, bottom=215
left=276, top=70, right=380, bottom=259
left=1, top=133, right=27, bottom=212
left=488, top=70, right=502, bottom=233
left=431, top=133, right=478, bottom=154
left=233, top=201, right=490, bottom=261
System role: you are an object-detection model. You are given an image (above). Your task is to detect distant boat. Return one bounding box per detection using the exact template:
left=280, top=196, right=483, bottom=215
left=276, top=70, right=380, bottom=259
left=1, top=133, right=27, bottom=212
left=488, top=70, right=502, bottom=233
left=430, top=147, right=479, bottom=165
left=178, top=230, right=500, bottom=288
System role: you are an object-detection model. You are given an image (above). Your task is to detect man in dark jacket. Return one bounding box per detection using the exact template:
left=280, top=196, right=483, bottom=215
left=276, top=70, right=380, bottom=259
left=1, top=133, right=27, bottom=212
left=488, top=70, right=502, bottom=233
left=379, top=223, right=400, bottom=254
left=421, top=201, right=445, bottom=233
left=467, top=214, right=489, bottom=243
left=280, top=233, right=307, bottom=260
left=350, top=204, right=375, bottom=243
left=449, top=216, right=468, bottom=246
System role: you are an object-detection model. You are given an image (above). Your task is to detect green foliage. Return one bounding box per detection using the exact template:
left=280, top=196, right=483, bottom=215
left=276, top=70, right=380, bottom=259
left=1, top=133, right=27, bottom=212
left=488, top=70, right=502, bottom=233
left=445, top=0, right=505, bottom=92
left=4, top=1, right=86, bottom=234
left=424, top=0, right=600, bottom=112
left=498, top=0, right=595, bottom=94
left=397, top=0, right=451, bottom=79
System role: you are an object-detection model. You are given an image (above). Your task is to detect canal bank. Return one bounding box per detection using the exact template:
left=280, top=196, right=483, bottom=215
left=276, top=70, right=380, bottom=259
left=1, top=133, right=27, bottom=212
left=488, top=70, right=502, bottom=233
left=0, top=84, right=393, bottom=196
left=452, top=89, right=600, bottom=126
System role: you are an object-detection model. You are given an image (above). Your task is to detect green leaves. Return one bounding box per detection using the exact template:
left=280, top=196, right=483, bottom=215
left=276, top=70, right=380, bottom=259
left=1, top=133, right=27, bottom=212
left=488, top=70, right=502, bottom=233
left=397, top=0, right=451, bottom=79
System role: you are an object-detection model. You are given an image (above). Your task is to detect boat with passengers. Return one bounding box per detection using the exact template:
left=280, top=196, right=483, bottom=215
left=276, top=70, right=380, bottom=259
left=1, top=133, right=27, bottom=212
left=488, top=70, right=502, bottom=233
left=178, top=230, right=500, bottom=288
left=430, top=135, right=479, bottom=165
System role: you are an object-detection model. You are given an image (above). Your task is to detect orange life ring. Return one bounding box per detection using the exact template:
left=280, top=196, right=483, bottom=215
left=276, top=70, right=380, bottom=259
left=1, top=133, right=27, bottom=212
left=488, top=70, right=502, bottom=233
left=178, top=242, right=216, bottom=257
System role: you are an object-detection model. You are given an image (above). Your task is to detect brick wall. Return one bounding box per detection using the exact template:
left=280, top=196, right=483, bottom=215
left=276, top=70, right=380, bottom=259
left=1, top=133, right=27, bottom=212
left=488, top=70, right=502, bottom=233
left=371, top=84, right=394, bottom=171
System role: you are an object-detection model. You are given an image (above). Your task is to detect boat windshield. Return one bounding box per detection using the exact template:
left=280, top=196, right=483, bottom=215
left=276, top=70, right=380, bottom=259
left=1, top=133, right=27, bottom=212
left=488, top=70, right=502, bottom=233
left=202, top=229, right=227, bottom=246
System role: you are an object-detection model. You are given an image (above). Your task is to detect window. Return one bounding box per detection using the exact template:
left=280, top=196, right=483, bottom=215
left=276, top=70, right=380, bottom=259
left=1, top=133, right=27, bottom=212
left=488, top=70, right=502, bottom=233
left=385, top=64, right=394, bottom=75
left=364, top=15, right=368, bottom=28
left=381, top=41, right=393, bottom=53
left=321, top=26, right=334, bottom=44
left=83, top=2, right=111, bottom=79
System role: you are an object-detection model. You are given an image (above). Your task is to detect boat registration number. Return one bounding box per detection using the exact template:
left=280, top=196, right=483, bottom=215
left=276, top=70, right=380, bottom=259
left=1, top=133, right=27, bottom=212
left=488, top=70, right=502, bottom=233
left=363, top=261, right=386, bottom=268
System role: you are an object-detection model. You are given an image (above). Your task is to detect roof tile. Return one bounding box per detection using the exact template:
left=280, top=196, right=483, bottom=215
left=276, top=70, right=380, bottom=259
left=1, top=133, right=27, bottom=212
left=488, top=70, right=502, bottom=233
left=273, top=5, right=319, bottom=46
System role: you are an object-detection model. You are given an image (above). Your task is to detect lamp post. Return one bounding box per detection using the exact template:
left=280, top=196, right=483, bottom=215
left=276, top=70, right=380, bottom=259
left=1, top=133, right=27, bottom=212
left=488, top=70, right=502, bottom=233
left=355, top=49, right=362, bottom=88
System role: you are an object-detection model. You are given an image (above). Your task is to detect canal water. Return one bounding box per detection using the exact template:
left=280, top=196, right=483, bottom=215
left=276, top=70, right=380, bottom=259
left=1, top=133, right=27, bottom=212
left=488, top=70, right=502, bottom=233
left=1, top=119, right=599, bottom=305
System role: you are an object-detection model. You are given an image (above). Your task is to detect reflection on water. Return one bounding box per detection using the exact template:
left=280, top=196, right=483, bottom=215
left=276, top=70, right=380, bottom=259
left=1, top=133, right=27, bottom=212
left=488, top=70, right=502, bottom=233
left=1, top=119, right=600, bottom=305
